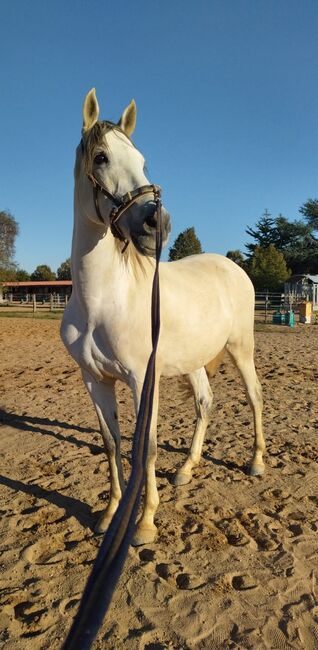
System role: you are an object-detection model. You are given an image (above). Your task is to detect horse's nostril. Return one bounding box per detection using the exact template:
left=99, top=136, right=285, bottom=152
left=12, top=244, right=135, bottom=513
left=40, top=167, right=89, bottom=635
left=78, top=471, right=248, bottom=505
left=145, top=214, right=157, bottom=229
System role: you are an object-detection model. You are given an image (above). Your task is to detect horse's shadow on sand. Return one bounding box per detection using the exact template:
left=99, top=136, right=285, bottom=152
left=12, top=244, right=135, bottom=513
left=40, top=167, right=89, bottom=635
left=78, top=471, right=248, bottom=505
left=0, top=409, right=103, bottom=455
left=0, top=409, right=103, bottom=530
left=0, top=473, right=96, bottom=530
left=0, top=409, right=246, bottom=531
left=157, top=439, right=246, bottom=479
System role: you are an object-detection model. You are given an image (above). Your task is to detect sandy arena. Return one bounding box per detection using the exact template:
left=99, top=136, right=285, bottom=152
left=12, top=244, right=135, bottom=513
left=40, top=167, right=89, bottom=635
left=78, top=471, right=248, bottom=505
left=0, top=317, right=317, bottom=649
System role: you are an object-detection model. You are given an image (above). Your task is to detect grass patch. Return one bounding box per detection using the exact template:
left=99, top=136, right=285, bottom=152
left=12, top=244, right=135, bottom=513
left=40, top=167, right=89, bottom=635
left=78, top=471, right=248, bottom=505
left=0, top=310, right=63, bottom=320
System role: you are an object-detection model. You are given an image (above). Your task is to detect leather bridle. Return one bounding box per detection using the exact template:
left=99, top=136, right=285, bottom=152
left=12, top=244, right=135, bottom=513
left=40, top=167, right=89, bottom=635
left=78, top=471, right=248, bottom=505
left=82, top=136, right=162, bottom=250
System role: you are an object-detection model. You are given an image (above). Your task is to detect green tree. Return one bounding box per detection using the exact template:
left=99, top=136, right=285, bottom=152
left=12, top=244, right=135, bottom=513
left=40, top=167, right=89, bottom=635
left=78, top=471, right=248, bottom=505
left=275, top=214, right=312, bottom=247
left=168, top=227, right=202, bottom=261
left=30, top=264, right=56, bottom=281
left=15, top=269, right=30, bottom=281
left=246, top=210, right=318, bottom=274
left=56, top=258, right=71, bottom=280
left=226, top=250, right=246, bottom=268
left=0, top=210, right=19, bottom=271
left=0, top=267, right=17, bottom=282
left=282, top=234, right=318, bottom=274
left=248, top=245, right=290, bottom=291
left=299, top=198, right=318, bottom=231
left=274, top=214, right=318, bottom=274
left=245, top=210, right=277, bottom=257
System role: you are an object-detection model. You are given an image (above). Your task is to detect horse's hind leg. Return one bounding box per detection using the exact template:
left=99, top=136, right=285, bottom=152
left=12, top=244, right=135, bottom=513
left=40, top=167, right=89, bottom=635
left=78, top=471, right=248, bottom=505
left=173, top=367, right=213, bottom=486
left=227, top=342, right=265, bottom=476
left=82, top=371, right=125, bottom=533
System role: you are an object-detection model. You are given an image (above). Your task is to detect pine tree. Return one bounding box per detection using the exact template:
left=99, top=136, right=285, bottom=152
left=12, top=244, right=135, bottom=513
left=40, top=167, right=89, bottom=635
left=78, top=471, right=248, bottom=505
left=168, top=227, right=202, bottom=261
left=245, top=210, right=278, bottom=257
left=299, top=198, right=318, bottom=231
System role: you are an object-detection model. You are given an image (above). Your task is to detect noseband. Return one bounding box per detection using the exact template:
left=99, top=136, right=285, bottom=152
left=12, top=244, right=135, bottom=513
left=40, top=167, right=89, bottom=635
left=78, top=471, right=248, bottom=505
left=86, top=164, right=161, bottom=251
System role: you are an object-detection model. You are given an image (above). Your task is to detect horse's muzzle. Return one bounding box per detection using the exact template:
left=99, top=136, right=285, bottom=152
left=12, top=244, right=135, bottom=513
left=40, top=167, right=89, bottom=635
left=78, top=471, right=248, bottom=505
left=143, top=202, right=171, bottom=238
left=133, top=203, right=171, bottom=256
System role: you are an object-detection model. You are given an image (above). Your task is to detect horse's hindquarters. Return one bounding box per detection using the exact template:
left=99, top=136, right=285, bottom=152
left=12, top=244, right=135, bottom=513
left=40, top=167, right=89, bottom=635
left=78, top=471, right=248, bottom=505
left=157, top=255, right=255, bottom=377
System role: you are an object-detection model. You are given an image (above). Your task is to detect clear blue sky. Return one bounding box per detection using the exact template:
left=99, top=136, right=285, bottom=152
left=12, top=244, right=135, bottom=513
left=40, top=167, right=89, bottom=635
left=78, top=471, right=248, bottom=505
left=1, top=0, right=317, bottom=272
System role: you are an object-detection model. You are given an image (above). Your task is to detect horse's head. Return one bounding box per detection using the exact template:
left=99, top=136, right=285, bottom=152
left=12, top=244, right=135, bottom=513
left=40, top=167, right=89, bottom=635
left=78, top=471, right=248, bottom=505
left=76, top=88, right=171, bottom=256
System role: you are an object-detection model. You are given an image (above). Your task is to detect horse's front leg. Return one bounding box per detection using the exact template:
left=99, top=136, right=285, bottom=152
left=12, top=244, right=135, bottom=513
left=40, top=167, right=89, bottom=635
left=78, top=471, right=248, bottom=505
left=82, top=371, right=125, bottom=534
left=131, top=377, right=160, bottom=546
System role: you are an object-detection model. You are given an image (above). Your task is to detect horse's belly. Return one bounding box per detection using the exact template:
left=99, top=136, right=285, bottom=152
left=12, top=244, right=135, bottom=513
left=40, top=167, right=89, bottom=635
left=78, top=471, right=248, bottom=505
left=159, top=319, right=230, bottom=377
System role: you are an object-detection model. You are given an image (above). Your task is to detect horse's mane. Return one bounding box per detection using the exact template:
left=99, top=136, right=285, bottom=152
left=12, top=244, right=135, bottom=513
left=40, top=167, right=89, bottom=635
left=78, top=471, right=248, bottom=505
left=114, top=237, right=154, bottom=278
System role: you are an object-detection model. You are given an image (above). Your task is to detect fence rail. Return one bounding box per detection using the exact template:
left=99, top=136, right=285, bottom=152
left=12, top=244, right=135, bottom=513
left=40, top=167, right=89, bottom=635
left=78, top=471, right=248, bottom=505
left=2, top=292, right=69, bottom=311
left=254, top=291, right=307, bottom=323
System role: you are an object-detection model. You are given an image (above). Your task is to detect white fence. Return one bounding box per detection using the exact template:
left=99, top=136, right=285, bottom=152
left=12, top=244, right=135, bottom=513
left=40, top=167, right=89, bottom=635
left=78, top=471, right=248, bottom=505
left=4, top=292, right=69, bottom=310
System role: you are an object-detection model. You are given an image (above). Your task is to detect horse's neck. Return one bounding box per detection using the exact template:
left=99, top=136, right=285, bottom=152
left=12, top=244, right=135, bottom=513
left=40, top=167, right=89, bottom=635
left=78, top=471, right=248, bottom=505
left=71, top=216, right=120, bottom=308
left=71, top=210, right=154, bottom=320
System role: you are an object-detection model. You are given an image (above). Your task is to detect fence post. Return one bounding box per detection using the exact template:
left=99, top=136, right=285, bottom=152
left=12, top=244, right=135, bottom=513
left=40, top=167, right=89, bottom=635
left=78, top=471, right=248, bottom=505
left=65, top=294, right=68, bottom=307
left=32, top=294, right=36, bottom=314
left=265, top=291, right=269, bottom=323
left=50, top=293, right=54, bottom=311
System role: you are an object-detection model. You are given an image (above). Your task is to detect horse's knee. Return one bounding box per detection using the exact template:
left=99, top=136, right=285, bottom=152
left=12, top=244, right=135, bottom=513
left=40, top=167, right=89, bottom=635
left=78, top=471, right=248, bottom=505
left=198, top=395, right=212, bottom=419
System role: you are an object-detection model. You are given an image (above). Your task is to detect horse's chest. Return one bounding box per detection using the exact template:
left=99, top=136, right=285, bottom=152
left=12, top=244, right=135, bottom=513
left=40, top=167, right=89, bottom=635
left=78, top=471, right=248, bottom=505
left=84, top=327, right=131, bottom=381
left=62, top=317, right=131, bottom=383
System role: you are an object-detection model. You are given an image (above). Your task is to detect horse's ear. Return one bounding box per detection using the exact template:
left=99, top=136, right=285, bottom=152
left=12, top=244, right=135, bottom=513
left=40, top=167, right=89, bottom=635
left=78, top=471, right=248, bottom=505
left=118, top=99, right=137, bottom=137
left=83, top=88, right=100, bottom=133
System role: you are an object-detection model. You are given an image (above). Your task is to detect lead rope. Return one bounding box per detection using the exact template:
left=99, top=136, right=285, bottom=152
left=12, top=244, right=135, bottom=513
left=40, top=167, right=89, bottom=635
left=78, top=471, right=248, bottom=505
left=61, top=197, right=163, bottom=650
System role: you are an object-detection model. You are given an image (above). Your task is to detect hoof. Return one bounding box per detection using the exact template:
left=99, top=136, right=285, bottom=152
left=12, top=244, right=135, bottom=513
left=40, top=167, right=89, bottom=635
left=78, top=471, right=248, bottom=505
left=172, top=471, right=192, bottom=486
left=249, top=463, right=265, bottom=477
left=132, top=526, right=157, bottom=546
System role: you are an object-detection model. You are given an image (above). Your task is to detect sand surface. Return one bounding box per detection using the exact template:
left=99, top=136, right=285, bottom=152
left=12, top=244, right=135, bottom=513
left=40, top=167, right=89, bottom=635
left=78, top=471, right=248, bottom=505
left=0, top=317, right=317, bottom=649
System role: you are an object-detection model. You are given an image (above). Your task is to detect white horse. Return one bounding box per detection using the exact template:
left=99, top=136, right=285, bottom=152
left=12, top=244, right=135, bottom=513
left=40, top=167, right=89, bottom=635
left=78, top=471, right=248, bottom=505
left=61, top=89, right=265, bottom=546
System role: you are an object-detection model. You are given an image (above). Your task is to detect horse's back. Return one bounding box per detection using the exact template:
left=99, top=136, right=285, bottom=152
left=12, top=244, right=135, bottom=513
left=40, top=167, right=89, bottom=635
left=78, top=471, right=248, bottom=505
left=160, top=253, right=254, bottom=311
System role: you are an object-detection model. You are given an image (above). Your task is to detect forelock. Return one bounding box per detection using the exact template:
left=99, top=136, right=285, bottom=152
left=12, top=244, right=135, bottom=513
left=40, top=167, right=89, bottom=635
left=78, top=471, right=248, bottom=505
left=81, top=121, right=134, bottom=174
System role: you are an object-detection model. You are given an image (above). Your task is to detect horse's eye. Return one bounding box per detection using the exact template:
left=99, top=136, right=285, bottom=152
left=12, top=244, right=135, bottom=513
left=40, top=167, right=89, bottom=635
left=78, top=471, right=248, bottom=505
left=94, top=153, right=109, bottom=165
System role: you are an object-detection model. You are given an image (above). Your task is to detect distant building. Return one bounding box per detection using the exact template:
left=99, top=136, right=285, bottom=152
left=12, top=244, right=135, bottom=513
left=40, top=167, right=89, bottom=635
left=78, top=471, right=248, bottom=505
left=284, top=274, right=318, bottom=311
left=0, top=280, right=72, bottom=303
